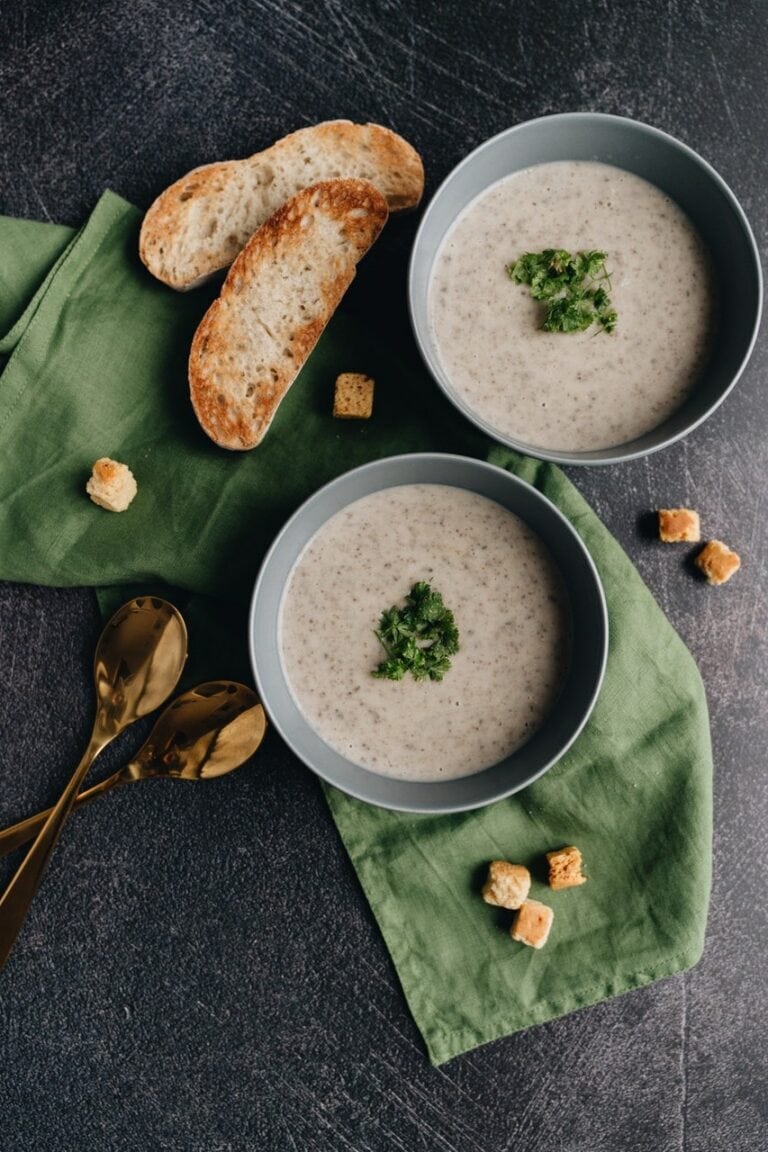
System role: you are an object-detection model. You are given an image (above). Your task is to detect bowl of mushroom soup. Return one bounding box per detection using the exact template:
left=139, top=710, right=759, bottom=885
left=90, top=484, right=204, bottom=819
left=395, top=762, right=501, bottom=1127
left=249, top=453, right=607, bottom=813
left=409, top=113, right=762, bottom=465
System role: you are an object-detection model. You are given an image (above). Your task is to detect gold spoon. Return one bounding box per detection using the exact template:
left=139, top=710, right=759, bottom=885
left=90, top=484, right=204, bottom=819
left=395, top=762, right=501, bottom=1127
left=0, top=682, right=266, bottom=858
left=0, top=596, right=188, bottom=969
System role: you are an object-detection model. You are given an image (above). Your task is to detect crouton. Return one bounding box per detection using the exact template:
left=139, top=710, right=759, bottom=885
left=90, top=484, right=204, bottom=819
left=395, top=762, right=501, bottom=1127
left=658, top=508, right=701, bottom=543
left=546, top=845, right=587, bottom=890
left=86, top=458, right=137, bottom=512
left=333, top=372, right=375, bottom=419
left=511, top=900, right=554, bottom=949
left=481, top=861, right=531, bottom=910
left=695, top=540, right=741, bottom=586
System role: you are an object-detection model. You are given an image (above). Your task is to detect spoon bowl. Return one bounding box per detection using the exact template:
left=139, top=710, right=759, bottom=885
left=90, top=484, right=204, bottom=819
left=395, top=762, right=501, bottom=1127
left=126, top=680, right=267, bottom=781
left=94, top=596, right=189, bottom=737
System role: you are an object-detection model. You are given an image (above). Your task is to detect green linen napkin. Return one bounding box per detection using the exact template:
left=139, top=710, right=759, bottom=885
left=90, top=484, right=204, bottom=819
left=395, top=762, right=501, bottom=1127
left=0, top=192, right=712, bottom=1064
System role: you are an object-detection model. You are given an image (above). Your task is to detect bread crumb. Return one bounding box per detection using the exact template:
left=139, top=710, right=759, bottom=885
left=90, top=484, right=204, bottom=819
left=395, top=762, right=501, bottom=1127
left=86, top=458, right=137, bottom=512
left=333, top=372, right=374, bottom=419
left=546, top=845, right=587, bottom=890
left=658, top=508, right=700, bottom=543
left=481, top=861, right=531, bottom=910
left=695, top=539, right=741, bottom=586
left=511, top=900, right=554, bottom=949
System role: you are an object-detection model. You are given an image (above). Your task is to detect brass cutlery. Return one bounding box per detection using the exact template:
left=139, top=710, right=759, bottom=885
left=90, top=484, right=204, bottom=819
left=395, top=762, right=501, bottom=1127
left=0, top=681, right=266, bottom=858
left=0, top=597, right=188, bottom=968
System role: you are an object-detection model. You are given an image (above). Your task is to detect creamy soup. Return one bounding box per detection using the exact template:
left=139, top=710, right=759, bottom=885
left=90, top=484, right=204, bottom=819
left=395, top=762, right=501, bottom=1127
left=278, top=484, right=570, bottom=781
left=429, top=161, right=715, bottom=452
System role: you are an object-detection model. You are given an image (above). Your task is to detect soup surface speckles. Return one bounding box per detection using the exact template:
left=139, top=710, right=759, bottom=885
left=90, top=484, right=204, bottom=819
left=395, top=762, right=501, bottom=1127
left=278, top=484, right=570, bottom=781
left=429, top=161, right=716, bottom=452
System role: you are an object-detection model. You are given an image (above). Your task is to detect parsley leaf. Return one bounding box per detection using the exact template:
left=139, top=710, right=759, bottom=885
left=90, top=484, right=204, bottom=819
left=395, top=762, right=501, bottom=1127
left=507, top=249, right=617, bottom=334
left=372, top=581, right=460, bottom=683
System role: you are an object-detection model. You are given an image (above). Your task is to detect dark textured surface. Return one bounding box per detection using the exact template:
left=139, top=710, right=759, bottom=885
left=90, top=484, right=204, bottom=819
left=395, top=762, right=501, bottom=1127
left=1, top=1, right=767, bottom=1148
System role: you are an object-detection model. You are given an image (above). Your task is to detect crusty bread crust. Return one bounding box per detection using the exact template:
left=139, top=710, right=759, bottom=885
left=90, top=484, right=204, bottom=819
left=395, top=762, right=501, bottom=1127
left=140, top=120, right=423, bottom=290
left=189, top=179, right=388, bottom=451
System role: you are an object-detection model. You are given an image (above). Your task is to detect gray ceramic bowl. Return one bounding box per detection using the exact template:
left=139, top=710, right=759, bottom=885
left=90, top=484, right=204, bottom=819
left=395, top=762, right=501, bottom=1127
left=409, top=113, right=762, bottom=465
left=249, top=453, right=608, bottom=813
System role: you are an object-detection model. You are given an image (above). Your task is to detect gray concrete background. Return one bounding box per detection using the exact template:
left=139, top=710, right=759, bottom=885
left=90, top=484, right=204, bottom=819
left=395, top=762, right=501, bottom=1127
left=1, top=1, right=767, bottom=1149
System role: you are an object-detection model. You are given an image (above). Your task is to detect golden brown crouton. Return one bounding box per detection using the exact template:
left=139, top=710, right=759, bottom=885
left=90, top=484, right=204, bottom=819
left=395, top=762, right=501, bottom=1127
left=86, top=458, right=137, bottom=512
left=481, top=861, right=531, bottom=910
left=546, top=845, right=587, bottom=890
left=333, top=372, right=375, bottom=419
left=658, top=508, right=701, bottom=543
left=511, top=900, right=554, bottom=949
left=695, top=540, right=741, bottom=586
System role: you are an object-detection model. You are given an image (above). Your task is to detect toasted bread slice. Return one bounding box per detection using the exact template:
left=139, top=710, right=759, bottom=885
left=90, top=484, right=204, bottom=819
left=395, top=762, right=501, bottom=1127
left=189, top=179, right=388, bottom=451
left=140, top=120, right=422, bottom=290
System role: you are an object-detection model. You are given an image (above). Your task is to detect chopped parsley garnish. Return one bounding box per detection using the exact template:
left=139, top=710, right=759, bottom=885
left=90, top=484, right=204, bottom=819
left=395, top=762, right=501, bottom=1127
left=507, top=249, right=617, bottom=334
left=372, top=581, right=459, bottom=683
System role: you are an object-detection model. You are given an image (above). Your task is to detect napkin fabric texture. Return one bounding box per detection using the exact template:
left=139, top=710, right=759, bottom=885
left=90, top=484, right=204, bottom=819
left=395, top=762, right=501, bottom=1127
left=0, top=192, right=712, bottom=1064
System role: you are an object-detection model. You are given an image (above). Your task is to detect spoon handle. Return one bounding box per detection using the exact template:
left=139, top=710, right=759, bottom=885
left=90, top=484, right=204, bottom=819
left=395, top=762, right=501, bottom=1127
left=0, top=770, right=127, bottom=859
left=0, top=733, right=106, bottom=969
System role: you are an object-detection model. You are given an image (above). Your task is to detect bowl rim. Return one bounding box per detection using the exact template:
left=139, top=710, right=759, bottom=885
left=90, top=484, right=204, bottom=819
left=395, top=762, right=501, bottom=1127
left=408, top=111, right=764, bottom=467
left=248, top=451, right=609, bottom=813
